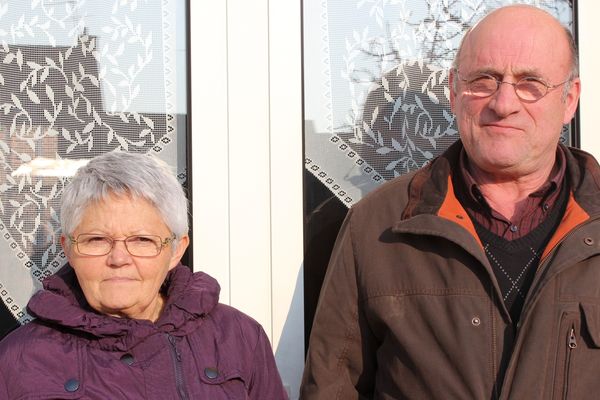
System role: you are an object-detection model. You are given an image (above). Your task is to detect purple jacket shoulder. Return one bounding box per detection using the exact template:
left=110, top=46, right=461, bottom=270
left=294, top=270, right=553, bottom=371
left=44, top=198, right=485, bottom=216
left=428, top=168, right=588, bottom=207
left=0, top=264, right=288, bottom=400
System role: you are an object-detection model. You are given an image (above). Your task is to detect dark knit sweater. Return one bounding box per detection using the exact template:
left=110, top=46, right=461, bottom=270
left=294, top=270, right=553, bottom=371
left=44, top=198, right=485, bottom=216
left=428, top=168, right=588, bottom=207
left=471, top=181, right=569, bottom=323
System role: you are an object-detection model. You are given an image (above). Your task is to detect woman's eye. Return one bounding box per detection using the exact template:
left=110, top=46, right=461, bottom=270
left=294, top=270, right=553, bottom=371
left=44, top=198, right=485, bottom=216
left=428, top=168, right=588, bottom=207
left=129, top=236, right=156, bottom=244
left=87, top=236, right=107, bottom=243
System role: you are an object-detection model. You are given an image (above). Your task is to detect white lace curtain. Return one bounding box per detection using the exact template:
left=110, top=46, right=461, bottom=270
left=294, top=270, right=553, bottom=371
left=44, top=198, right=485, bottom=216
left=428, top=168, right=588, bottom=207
left=304, top=0, right=574, bottom=206
left=0, top=0, right=186, bottom=324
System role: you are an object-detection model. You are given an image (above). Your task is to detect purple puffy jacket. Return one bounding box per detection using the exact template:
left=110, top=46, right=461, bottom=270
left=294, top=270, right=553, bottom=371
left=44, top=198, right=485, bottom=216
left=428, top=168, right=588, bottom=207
left=0, top=264, right=288, bottom=400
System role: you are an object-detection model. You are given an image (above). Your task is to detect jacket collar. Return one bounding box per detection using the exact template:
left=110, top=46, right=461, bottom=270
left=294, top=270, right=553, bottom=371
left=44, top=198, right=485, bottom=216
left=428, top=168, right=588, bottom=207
left=401, top=139, right=461, bottom=221
left=398, top=140, right=600, bottom=256
left=27, top=263, right=220, bottom=350
left=401, top=140, right=600, bottom=221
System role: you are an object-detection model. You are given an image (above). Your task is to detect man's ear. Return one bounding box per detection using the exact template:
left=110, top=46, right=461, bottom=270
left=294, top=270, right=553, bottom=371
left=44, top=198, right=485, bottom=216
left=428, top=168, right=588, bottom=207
left=169, top=234, right=190, bottom=270
left=562, top=77, right=581, bottom=124
left=449, top=68, right=457, bottom=113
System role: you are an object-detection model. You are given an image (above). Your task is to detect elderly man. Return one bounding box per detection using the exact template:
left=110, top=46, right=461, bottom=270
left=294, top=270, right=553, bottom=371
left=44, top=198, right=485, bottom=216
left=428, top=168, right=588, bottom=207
left=301, top=5, right=600, bottom=399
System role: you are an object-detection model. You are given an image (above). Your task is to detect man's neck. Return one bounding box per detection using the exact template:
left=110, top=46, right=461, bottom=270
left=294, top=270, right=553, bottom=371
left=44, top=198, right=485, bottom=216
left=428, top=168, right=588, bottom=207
left=468, top=162, right=557, bottom=221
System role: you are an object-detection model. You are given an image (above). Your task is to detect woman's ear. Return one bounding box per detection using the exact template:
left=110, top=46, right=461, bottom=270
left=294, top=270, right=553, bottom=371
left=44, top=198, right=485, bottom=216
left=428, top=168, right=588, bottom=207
left=60, top=234, right=69, bottom=253
left=168, top=235, right=190, bottom=270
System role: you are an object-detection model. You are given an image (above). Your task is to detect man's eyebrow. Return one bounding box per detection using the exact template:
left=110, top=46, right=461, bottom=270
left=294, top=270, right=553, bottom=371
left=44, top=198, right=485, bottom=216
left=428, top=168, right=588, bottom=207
left=468, top=67, right=546, bottom=79
left=511, top=67, right=545, bottom=78
left=463, top=68, right=501, bottom=79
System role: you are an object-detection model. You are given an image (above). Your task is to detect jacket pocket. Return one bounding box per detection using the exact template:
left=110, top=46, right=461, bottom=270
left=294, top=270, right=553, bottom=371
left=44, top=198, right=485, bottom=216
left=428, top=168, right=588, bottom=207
left=551, top=304, right=600, bottom=400
left=580, top=303, right=600, bottom=347
left=198, top=368, right=248, bottom=400
left=552, top=312, right=579, bottom=400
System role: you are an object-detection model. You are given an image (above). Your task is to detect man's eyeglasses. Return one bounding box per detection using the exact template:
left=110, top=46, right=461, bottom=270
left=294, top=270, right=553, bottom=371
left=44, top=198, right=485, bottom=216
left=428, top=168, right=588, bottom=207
left=68, top=234, right=176, bottom=257
left=455, top=71, right=570, bottom=102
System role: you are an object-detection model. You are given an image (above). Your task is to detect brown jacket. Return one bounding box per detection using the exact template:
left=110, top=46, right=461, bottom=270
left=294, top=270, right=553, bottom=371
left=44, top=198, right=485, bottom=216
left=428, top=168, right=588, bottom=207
left=300, top=141, right=600, bottom=400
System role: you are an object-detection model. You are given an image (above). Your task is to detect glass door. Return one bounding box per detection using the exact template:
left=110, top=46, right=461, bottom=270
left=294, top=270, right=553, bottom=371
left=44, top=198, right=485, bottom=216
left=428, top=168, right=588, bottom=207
left=0, top=0, right=189, bottom=338
left=302, top=0, right=576, bottom=343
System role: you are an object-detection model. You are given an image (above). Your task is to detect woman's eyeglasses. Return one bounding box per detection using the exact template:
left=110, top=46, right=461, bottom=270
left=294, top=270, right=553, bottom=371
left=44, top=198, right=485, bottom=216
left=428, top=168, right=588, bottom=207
left=68, top=233, right=176, bottom=257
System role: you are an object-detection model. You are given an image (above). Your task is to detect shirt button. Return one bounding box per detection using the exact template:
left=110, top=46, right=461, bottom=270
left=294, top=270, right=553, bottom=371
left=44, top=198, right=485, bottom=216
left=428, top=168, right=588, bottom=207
left=510, top=225, right=518, bottom=233
left=64, top=378, right=80, bottom=392
left=543, top=203, right=550, bottom=211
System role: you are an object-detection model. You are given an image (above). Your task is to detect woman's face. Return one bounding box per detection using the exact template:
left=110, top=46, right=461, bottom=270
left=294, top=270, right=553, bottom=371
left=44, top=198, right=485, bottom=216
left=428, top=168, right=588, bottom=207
left=61, top=194, right=189, bottom=321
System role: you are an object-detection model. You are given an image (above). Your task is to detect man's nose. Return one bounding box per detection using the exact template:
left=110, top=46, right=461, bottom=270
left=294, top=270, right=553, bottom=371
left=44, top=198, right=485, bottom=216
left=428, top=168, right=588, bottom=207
left=488, top=81, right=522, bottom=116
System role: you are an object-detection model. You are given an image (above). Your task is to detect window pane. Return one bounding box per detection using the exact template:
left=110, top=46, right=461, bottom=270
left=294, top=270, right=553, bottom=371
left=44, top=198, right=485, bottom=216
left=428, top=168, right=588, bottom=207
left=0, top=0, right=188, bottom=335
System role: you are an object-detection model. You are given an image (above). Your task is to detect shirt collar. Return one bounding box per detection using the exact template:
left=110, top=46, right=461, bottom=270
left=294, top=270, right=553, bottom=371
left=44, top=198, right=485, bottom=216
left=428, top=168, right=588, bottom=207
left=458, top=145, right=567, bottom=209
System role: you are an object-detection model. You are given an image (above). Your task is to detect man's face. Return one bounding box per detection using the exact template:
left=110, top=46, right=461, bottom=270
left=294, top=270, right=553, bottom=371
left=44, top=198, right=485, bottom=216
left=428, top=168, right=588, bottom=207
left=450, top=7, right=580, bottom=179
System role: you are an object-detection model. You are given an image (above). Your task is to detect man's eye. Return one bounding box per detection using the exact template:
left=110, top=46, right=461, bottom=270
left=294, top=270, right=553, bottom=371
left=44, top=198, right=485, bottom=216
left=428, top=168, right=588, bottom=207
left=468, top=75, right=497, bottom=91
left=470, top=75, right=497, bottom=84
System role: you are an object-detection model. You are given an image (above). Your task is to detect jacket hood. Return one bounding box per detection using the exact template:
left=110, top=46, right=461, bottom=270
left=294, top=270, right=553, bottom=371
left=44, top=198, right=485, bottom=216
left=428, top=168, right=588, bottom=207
left=26, top=263, right=220, bottom=351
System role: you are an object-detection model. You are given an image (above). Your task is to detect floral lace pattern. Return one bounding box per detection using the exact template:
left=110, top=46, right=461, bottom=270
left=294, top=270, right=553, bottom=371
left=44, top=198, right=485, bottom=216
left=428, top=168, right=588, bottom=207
left=304, top=0, right=573, bottom=205
left=0, top=0, right=185, bottom=323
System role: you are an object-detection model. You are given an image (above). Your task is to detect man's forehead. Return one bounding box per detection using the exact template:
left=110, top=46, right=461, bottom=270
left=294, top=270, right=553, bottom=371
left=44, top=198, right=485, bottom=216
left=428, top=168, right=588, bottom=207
left=466, top=6, right=566, bottom=48
left=457, top=14, right=569, bottom=76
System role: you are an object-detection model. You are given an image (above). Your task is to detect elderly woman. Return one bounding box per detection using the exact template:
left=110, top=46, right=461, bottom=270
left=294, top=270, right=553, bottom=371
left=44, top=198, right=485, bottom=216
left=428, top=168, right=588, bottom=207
left=0, top=152, right=288, bottom=399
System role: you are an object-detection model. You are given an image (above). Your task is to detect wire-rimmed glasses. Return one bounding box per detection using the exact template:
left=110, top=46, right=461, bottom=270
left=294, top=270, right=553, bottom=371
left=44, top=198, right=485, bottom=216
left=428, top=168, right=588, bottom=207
left=68, top=233, right=176, bottom=257
left=455, top=71, right=570, bottom=102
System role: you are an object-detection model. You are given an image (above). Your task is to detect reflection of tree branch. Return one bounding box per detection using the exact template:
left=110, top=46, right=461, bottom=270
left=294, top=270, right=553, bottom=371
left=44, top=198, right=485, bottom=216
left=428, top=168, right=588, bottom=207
left=349, top=68, right=379, bottom=84
left=402, top=0, right=483, bottom=63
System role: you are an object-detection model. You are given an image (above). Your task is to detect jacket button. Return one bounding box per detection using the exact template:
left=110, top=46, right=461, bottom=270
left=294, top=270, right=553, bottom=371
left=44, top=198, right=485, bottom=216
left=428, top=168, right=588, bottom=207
left=204, top=367, right=219, bottom=379
left=64, top=378, right=80, bottom=392
left=584, top=237, right=594, bottom=246
left=120, top=353, right=135, bottom=366
left=471, top=317, right=481, bottom=326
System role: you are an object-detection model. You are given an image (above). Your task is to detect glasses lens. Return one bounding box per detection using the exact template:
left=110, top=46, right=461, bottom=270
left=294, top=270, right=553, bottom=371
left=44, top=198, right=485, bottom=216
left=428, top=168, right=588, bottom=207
left=76, top=234, right=112, bottom=256
left=125, top=235, right=162, bottom=257
left=467, top=76, right=498, bottom=97
left=515, top=78, right=547, bottom=101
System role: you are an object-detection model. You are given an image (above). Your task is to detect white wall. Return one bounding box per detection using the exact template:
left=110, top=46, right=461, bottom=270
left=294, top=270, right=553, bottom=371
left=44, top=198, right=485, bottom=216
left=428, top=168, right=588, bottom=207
left=578, top=3, right=600, bottom=159
left=189, top=1, right=304, bottom=398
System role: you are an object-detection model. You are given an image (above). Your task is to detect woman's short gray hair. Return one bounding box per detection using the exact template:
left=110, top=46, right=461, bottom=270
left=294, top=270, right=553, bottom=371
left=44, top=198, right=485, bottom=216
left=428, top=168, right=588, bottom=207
left=60, top=151, right=189, bottom=240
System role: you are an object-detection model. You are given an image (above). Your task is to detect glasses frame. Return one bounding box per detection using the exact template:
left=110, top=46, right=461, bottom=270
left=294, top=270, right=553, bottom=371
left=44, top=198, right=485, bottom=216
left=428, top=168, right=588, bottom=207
left=454, top=70, right=571, bottom=102
left=68, top=233, right=176, bottom=257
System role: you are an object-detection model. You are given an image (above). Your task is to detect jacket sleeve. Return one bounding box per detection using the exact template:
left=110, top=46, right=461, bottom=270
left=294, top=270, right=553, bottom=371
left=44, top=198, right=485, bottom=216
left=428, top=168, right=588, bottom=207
left=300, top=210, right=378, bottom=399
left=248, top=326, right=289, bottom=400
left=0, top=339, right=12, bottom=399
left=0, top=367, right=7, bottom=400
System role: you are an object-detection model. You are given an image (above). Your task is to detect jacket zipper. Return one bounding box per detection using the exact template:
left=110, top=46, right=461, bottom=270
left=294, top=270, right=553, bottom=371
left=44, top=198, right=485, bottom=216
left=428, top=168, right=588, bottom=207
left=562, top=325, right=578, bottom=400
left=167, top=333, right=189, bottom=400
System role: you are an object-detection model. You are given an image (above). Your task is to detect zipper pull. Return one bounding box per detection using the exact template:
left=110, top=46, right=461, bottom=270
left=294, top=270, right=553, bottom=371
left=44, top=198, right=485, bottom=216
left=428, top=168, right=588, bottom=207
left=168, top=334, right=182, bottom=361
left=568, top=327, right=578, bottom=349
